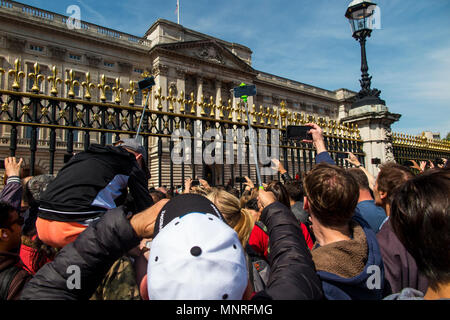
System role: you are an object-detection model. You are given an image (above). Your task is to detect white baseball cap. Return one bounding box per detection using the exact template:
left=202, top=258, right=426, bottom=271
left=147, top=212, right=248, bottom=300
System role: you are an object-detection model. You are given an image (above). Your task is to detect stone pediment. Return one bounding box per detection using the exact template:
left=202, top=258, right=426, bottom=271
left=152, top=40, right=255, bottom=73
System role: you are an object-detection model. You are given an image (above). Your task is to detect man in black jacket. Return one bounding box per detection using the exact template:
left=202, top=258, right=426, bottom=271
left=36, top=139, right=153, bottom=248
left=21, top=191, right=323, bottom=300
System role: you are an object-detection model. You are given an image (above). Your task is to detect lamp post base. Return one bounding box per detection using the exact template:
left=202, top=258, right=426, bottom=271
left=352, top=94, right=385, bottom=108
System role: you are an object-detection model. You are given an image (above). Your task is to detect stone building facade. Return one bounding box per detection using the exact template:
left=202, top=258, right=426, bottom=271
left=1, top=1, right=362, bottom=186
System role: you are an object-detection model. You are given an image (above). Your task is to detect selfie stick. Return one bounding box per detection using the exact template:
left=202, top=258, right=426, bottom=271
left=135, top=77, right=155, bottom=140
left=237, top=83, right=263, bottom=190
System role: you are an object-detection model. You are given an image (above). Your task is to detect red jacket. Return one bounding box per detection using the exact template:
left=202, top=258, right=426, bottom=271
left=19, top=235, right=53, bottom=275
left=248, top=221, right=313, bottom=260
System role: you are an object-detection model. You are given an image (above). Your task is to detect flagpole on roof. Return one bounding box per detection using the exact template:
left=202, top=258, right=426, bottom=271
left=177, top=0, right=180, bottom=24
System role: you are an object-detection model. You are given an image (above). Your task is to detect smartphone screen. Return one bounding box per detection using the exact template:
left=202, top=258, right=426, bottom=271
left=336, top=153, right=348, bottom=159
left=138, top=77, right=155, bottom=90
left=233, top=85, right=256, bottom=98
left=235, top=177, right=246, bottom=183
left=286, top=126, right=313, bottom=141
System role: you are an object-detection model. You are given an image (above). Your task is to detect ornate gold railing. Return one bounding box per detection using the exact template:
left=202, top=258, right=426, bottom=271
left=392, top=132, right=450, bottom=164
left=1, top=59, right=365, bottom=185
left=0, top=59, right=362, bottom=139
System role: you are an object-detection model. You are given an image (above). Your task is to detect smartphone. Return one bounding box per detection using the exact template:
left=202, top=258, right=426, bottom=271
left=286, top=126, right=313, bottom=141
left=233, top=84, right=256, bottom=98
left=336, top=153, right=348, bottom=159
left=191, top=179, right=200, bottom=187
left=138, top=76, right=155, bottom=91
left=371, top=158, right=381, bottom=165
left=0, top=160, right=4, bottom=170
left=235, top=177, right=246, bottom=183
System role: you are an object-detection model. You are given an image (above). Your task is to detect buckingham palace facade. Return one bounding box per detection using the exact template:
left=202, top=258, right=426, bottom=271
left=0, top=1, right=359, bottom=187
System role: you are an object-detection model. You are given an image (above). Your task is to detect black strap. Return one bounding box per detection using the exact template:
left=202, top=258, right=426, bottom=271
left=255, top=221, right=268, bottom=235
left=281, top=172, right=292, bottom=182
left=0, top=265, right=21, bottom=300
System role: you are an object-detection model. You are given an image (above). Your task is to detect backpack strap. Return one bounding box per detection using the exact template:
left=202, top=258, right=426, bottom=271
left=0, top=265, right=21, bottom=300
left=255, top=221, right=268, bottom=234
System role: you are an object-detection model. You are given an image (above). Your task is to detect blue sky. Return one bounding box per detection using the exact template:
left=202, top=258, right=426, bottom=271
left=18, top=0, right=450, bottom=137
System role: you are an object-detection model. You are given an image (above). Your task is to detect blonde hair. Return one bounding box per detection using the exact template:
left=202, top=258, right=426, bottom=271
left=206, top=188, right=255, bottom=247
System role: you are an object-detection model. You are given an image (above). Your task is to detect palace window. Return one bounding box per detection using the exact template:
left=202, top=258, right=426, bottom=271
left=30, top=44, right=43, bottom=52
left=104, top=61, right=114, bottom=68
left=69, top=54, right=81, bottom=61
left=105, top=80, right=115, bottom=101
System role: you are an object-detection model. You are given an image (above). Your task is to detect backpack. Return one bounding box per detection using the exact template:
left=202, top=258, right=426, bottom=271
left=0, top=265, right=22, bottom=300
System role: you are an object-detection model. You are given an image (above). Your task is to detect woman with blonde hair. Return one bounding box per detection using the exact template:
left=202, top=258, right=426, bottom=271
left=206, top=188, right=254, bottom=248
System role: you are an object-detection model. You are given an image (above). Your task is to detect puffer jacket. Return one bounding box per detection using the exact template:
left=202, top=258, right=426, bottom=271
left=21, top=202, right=323, bottom=300
left=20, top=207, right=140, bottom=300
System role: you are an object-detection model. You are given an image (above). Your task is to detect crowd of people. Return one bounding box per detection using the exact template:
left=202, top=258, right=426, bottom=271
left=0, top=125, right=449, bottom=300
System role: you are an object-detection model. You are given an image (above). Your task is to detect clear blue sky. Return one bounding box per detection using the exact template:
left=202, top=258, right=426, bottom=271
left=18, top=0, right=450, bottom=137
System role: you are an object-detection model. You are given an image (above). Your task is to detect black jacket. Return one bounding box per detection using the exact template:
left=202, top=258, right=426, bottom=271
left=21, top=207, right=140, bottom=300
left=38, top=144, right=153, bottom=223
left=21, top=201, right=323, bottom=300
left=252, top=202, right=323, bottom=300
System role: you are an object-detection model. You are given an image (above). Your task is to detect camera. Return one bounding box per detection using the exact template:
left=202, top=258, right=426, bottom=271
left=235, top=177, right=246, bottom=183
left=286, top=126, right=313, bottom=141
left=371, top=158, right=381, bottom=165
left=191, top=179, right=200, bottom=187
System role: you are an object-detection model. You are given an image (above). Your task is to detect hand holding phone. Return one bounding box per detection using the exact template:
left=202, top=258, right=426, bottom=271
left=302, top=123, right=327, bottom=154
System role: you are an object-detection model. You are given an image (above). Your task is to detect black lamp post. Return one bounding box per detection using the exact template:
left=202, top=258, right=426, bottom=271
left=346, top=0, right=385, bottom=108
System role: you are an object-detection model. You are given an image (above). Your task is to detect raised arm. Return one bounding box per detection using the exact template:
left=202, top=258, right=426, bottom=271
left=345, top=152, right=376, bottom=191
left=253, top=189, right=323, bottom=300
left=0, top=157, right=24, bottom=211
left=303, top=123, right=335, bottom=165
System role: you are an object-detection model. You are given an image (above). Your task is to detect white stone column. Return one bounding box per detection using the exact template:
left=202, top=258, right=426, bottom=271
left=341, top=104, right=401, bottom=176
left=153, top=64, right=169, bottom=111
left=215, top=79, right=222, bottom=121
left=338, top=104, right=348, bottom=119
left=176, top=68, right=186, bottom=114
left=196, top=76, right=203, bottom=117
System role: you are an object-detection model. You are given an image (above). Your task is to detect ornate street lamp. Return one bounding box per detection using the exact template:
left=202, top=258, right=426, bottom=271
left=345, top=0, right=385, bottom=108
